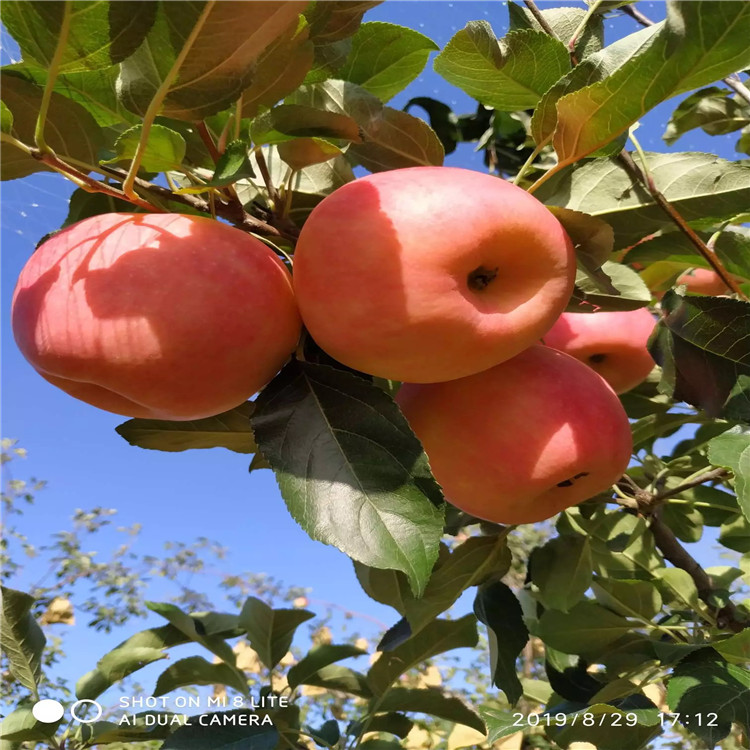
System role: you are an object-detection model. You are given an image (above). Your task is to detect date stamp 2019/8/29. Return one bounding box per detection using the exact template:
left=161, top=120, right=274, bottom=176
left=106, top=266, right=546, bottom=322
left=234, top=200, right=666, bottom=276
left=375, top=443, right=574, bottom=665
left=510, top=712, right=720, bottom=730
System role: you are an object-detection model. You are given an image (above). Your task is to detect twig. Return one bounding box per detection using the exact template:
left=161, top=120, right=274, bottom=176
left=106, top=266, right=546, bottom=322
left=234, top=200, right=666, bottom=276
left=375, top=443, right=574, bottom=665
left=254, top=147, right=281, bottom=209
left=35, top=0, right=72, bottom=155
left=652, top=467, right=729, bottom=503
left=616, top=150, right=747, bottom=299
left=567, top=0, right=604, bottom=64
left=195, top=120, right=222, bottom=162
left=93, top=164, right=294, bottom=239
left=621, top=3, right=654, bottom=28
left=122, top=1, right=216, bottom=197
left=522, top=0, right=560, bottom=40
left=724, top=74, right=750, bottom=109
left=650, top=511, right=747, bottom=633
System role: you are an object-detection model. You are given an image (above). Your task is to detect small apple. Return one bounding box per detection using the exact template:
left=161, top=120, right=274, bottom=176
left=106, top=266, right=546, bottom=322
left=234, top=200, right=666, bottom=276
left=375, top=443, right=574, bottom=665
left=677, top=268, right=730, bottom=295
left=396, top=345, right=632, bottom=525
left=293, top=166, right=575, bottom=382
left=542, top=308, right=656, bottom=394
left=12, top=213, right=301, bottom=420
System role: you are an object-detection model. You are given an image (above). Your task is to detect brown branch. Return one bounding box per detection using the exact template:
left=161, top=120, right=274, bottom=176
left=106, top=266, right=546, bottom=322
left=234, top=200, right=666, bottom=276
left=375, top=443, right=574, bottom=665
left=616, top=151, right=747, bottom=299
left=524, top=0, right=579, bottom=66
left=522, top=0, right=559, bottom=40
left=650, top=511, right=747, bottom=633
left=724, top=74, right=750, bottom=109
left=621, top=3, right=655, bottom=28
left=98, top=164, right=297, bottom=241
left=195, top=120, right=222, bottom=162
left=31, top=149, right=159, bottom=212
left=653, top=467, right=729, bottom=503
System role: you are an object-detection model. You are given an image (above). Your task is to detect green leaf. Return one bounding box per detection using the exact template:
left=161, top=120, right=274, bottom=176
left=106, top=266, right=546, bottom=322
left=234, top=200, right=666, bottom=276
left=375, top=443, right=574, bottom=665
left=534, top=2, right=750, bottom=163
left=664, top=86, right=750, bottom=145
left=570, top=261, right=651, bottom=312
left=277, top=138, right=343, bottom=171
left=592, top=578, right=662, bottom=619
left=650, top=292, right=750, bottom=422
left=252, top=104, right=362, bottom=145
left=1, top=1, right=157, bottom=72
left=708, top=426, right=750, bottom=522
left=434, top=22, right=570, bottom=111
left=560, top=508, right=663, bottom=581
left=537, top=601, right=633, bottom=657
left=376, top=687, right=485, bottom=734
left=349, top=105, right=444, bottom=171
left=0, top=587, right=45, bottom=696
left=625, top=226, right=750, bottom=282
left=546, top=206, right=614, bottom=269
left=534, top=152, right=750, bottom=250
left=348, top=713, right=412, bottom=739
left=161, top=712, right=279, bottom=750
left=285, top=80, right=444, bottom=171
left=303, top=1, right=382, bottom=83
left=74, top=611, right=239, bottom=699
left=544, top=702, right=662, bottom=750
left=1, top=70, right=103, bottom=181
left=118, top=2, right=306, bottom=120
left=667, top=648, right=750, bottom=745
left=238, top=597, right=315, bottom=670
left=154, top=656, right=249, bottom=697
left=4, top=61, right=139, bottom=128
left=287, top=644, right=367, bottom=689
left=116, top=402, right=259, bottom=454
left=106, top=123, right=186, bottom=172
left=252, top=360, right=444, bottom=597
left=338, top=22, right=438, bottom=102
left=297, top=664, right=373, bottom=698
left=75, top=712, right=177, bottom=745
left=0, top=100, right=12, bottom=133
left=305, top=2, right=381, bottom=45
left=308, top=719, right=340, bottom=747
left=206, top=141, right=256, bottom=186
left=508, top=3, right=604, bottom=60
left=713, top=629, right=750, bottom=665
left=661, top=501, right=704, bottom=543
left=654, top=568, right=700, bottom=610
left=367, top=615, right=478, bottom=696
left=240, top=18, right=314, bottom=119
left=530, top=535, right=593, bottom=613
left=354, top=534, right=510, bottom=636
left=0, top=706, right=60, bottom=742
left=147, top=602, right=238, bottom=668
left=719, top=514, right=750, bottom=553
left=473, top=582, right=528, bottom=706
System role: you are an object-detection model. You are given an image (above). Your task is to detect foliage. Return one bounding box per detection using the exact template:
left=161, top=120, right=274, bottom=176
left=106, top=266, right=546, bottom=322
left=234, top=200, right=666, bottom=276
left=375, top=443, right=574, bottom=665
left=3, top=2, right=750, bottom=750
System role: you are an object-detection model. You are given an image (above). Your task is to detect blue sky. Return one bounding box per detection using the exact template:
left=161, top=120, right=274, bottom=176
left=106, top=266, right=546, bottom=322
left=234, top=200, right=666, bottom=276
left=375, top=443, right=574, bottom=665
left=1, top=1, right=744, bottom=702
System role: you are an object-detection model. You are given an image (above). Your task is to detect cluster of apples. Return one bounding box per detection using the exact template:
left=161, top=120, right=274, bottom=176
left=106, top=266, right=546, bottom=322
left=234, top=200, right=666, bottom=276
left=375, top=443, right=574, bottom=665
left=12, top=167, right=657, bottom=524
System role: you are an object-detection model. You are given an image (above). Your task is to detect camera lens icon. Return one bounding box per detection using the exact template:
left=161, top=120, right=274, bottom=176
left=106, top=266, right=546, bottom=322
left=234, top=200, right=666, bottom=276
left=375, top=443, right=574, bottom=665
left=32, top=699, right=103, bottom=724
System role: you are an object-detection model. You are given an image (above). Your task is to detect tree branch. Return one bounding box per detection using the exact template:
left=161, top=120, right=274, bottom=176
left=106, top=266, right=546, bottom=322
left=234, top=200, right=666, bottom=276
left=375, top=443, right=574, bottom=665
left=616, top=150, right=747, bottom=299
left=650, top=510, right=747, bottom=633
left=93, top=164, right=297, bottom=240
left=653, top=467, right=729, bottom=503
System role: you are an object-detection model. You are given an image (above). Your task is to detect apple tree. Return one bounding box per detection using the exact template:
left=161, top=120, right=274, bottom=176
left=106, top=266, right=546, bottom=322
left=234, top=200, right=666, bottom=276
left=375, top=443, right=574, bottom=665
left=2, top=2, right=750, bottom=749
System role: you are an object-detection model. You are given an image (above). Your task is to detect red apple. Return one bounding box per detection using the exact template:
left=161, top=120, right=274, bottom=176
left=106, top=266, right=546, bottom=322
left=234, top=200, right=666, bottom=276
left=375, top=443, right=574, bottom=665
left=293, top=166, right=575, bottom=382
left=396, top=345, right=632, bottom=525
left=542, top=308, right=656, bottom=394
left=12, top=213, right=301, bottom=420
left=677, top=268, right=730, bottom=295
